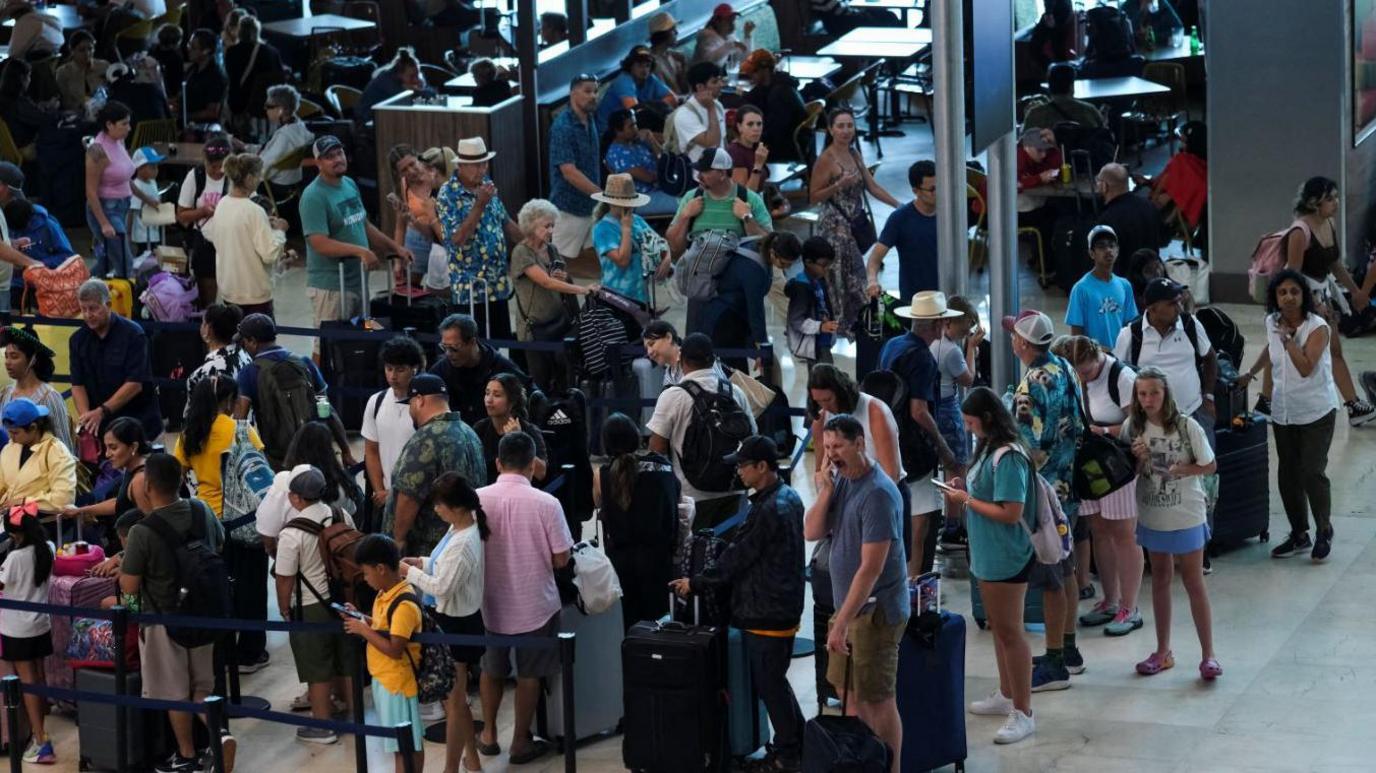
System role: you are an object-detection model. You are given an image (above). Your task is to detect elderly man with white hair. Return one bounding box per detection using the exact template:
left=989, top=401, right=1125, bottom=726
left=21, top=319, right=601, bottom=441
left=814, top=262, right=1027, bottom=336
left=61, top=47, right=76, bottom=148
left=69, top=278, right=163, bottom=440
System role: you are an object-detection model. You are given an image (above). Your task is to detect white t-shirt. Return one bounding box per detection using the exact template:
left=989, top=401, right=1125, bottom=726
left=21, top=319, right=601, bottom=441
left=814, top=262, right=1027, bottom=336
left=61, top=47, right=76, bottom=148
left=1266, top=312, right=1337, bottom=426
left=178, top=167, right=229, bottom=228
left=130, top=177, right=162, bottom=243
left=1083, top=354, right=1136, bottom=428
left=1120, top=416, right=1215, bottom=532
left=646, top=367, right=756, bottom=500
left=932, top=336, right=967, bottom=399
left=255, top=470, right=294, bottom=539
left=821, top=392, right=905, bottom=482
left=274, top=501, right=355, bottom=606
left=361, top=388, right=417, bottom=489
left=0, top=543, right=55, bottom=637
left=672, top=98, right=726, bottom=163
left=1113, top=315, right=1213, bottom=415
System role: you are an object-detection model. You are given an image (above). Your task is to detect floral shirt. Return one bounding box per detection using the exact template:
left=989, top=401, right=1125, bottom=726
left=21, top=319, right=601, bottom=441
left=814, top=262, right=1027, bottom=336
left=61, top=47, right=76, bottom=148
left=435, top=174, right=513, bottom=304
left=382, top=411, right=486, bottom=557
left=1005, top=352, right=1084, bottom=516
left=605, top=140, right=657, bottom=195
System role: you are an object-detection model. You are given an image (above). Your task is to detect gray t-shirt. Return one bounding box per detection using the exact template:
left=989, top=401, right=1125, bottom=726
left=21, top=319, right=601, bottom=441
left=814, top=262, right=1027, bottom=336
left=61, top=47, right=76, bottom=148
left=826, top=463, right=908, bottom=624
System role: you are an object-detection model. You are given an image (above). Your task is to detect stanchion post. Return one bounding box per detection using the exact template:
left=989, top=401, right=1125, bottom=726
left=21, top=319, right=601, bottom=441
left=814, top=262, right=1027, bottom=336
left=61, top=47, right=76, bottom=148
left=205, top=697, right=226, bottom=773
left=352, top=639, right=367, bottom=773
left=2, top=676, right=20, bottom=773
left=558, top=632, right=577, bottom=773
left=396, top=723, right=417, bottom=773
left=112, top=605, right=129, bottom=773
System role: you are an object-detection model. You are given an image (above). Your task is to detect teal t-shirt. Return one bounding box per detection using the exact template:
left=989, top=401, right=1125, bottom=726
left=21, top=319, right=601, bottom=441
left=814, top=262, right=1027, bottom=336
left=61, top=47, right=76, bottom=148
left=300, top=175, right=366, bottom=292
left=592, top=213, right=656, bottom=303
left=676, top=184, right=773, bottom=238
left=965, top=446, right=1037, bottom=582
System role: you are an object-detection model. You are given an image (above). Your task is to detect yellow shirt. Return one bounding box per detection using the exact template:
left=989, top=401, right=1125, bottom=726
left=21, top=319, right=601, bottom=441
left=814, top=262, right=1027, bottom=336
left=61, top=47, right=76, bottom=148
left=173, top=415, right=263, bottom=517
left=368, top=580, right=423, bottom=697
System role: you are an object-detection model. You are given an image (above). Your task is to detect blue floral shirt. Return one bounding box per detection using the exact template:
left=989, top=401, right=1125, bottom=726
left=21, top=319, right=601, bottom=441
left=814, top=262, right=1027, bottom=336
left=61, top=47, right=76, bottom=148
left=548, top=108, right=601, bottom=217
left=435, top=174, right=512, bottom=303
left=605, top=140, right=657, bottom=195
left=1004, top=352, right=1084, bottom=516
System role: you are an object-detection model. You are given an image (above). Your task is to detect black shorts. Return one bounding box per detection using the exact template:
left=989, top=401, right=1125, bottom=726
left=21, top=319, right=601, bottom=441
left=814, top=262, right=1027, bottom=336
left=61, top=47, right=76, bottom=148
left=432, top=610, right=485, bottom=666
left=1, top=632, right=53, bottom=662
left=986, top=555, right=1036, bottom=584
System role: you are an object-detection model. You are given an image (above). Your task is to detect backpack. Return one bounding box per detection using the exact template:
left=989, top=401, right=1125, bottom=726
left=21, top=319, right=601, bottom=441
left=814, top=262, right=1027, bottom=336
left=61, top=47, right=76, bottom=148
left=281, top=507, right=369, bottom=606
left=864, top=364, right=938, bottom=482
left=1195, top=306, right=1244, bottom=368
left=672, top=186, right=754, bottom=300
left=386, top=592, right=457, bottom=705
left=1126, top=314, right=1205, bottom=379
left=221, top=420, right=275, bottom=546
left=569, top=539, right=623, bottom=615
left=140, top=271, right=200, bottom=323
left=142, top=502, right=232, bottom=648
left=1249, top=220, right=1310, bottom=304
left=1084, top=5, right=1135, bottom=62
left=255, top=354, right=319, bottom=469
left=673, top=378, right=754, bottom=493
left=1103, top=357, right=1127, bottom=408
left=992, top=446, right=1072, bottom=565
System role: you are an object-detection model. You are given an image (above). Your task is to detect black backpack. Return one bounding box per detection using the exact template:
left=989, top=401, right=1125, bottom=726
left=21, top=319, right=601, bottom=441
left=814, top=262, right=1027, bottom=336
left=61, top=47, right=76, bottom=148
left=674, top=378, right=754, bottom=493
left=1084, top=5, right=1136, bottom=62
left=1195, top=306, right=1244, bottom=368
left=1104, top=357, right=1128, bottom=407
left=142, top=501, right=231, bottom=648
left=255, top=354, right=319, bottom=469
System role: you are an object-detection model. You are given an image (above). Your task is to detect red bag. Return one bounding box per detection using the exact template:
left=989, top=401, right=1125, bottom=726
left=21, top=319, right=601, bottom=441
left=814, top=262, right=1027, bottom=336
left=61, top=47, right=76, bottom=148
left=22, top=255, right=90, bottom=318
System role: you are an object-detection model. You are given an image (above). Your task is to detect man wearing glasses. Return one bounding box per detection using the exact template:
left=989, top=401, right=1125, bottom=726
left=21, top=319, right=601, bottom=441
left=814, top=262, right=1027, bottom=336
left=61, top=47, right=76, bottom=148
left=866, top=159, right=939, bottom=304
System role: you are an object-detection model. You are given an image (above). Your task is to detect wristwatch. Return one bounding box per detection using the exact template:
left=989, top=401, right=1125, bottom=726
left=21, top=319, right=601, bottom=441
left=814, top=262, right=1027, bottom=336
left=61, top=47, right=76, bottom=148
left=742, top=213, right=754, bottom=222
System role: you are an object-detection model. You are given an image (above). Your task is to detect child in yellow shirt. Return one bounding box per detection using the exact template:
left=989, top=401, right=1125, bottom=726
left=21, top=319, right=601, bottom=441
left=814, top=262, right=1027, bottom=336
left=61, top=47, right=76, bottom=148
left=342, top=535, right=425, bottom=773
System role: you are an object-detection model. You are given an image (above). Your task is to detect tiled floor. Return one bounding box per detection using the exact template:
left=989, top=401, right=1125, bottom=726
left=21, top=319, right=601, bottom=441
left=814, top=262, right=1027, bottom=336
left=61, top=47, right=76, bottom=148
left=28, top=118, right=1376, bottom=771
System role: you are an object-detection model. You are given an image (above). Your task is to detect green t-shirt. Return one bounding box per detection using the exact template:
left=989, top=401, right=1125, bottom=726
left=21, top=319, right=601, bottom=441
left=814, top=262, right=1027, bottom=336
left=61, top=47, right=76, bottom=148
left=676, top=183, right=773, bottom=238
left=964, top=446, right=1037, bottom=582
left=300, top=175, right=366, bottom=292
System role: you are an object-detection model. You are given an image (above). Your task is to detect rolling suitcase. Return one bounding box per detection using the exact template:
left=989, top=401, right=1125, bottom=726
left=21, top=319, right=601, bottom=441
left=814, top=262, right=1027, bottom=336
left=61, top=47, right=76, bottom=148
left=77, top=668, right=160, bottom=771
left=897, top=611, right=968, bottom=772
left=725, top=627, right=770, bottom=759
left=46, top=573, right=117, bottom=694
left=149, top=328, right=207, bottom=433
left=1209, top=415, right=1270, bottom=550
left=321, top=264, right=387, bottom=431
left=540, top=600, right=625, bottom=746
left=802, top=658, right=890, bottom=773
left=370, top=258, right=451, bottom=365
left=970, top=581, right=1044, bottom=629
left=622, top=597, right=724, bottom=773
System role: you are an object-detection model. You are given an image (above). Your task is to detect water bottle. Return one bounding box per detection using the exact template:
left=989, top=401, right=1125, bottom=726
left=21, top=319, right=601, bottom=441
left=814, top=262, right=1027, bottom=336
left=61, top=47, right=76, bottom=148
left=316, top=395, right=332, bottom=420
left=1188, top=26, right=1202, bottom=54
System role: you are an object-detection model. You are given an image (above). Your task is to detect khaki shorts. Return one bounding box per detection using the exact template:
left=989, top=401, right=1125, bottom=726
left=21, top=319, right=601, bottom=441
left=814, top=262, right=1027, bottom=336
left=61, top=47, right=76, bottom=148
left=140, top=624, right=215, bottom=701
left=290, top=602, right=359, bottom=684
left=306, top=287, right=362, bottom=352
left=482, top=611, right=563, bottom=680
left=825, top=608, right=906, bottom=703
left=551, top=211, right=593, bottom=259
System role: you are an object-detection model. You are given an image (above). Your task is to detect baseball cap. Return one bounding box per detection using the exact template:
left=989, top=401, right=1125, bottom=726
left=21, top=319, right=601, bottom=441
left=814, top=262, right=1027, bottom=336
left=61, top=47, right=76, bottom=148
left=693, top=147, right=733, bottom=172
left=1019, top=128, right=1054, bottom=151
left=0, top=162, right=23, bottom=191
left=738, top=49, right=775, bottom=76
left=235, top=313, right=277, bottom=342
left=131, top=146, right=165, bottom=169
left=1144, top=277, right=1184, bottom=306
left=1, top=397, right=49, bottom=427
left=204, top=136, right=232, bottom=159
left=710, top=3, right=739, bottom=20
left=679, top=333, right=715, bottom=365
left=1001, top=309, right=1056, bottom=346
left=622, top=45, right=654, bottom=67
left=288, top=466, right=328, bottom=500
left=408, top=373, right=448, bottom=398
left=723, top=435, right=779, bottom=469
left=312, top=135, right=345, bottom=159
left=1087, top=224, right=1118, bottom=249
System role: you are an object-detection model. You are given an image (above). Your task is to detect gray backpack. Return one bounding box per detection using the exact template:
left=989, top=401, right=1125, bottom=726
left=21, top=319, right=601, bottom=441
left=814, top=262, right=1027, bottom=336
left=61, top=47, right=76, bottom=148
left=672, top=185, right=757, bottom=300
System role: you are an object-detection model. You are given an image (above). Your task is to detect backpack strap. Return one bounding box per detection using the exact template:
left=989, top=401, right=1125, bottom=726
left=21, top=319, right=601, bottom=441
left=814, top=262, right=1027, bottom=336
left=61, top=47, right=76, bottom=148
left=1105, top=357, right=1124, bottom=409
left=1128, top=317, right=1143, bottom=366
left=282, top=516, right=331, bottom=612
left=372, top=389, right=389, bottom=422
left=385, top=591, right=426, bottom=685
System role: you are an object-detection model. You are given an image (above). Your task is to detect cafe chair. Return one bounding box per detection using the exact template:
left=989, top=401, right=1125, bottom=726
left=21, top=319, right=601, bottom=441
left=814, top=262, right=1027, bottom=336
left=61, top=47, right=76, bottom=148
left=299, top=98, right=326, bottom=119
left=129, top=118, right=177, bottom=151
left=790, top=99, right=825, bottom=168
left=1120, top=61, right=1188, bottom=165
left=325, top=85, right=362, bottom=120
left=0, top=120, right=22, bottom=167
left=967, top=166, right=1050, bottom=286
left=419, top=63, right=457, bottom=88
left=114, top=18, right=156, bottom=62
left=260, top=144, right=314, bottom=215
left=148, top=4, right=184, bottom=30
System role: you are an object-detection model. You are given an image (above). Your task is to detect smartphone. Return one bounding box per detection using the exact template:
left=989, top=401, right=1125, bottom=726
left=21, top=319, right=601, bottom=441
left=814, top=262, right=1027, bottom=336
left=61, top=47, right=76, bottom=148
left=331, top=602, right=369, bottom=622
left=930, top=479, right=961, bottom=495
left=385, top=192, right=404, bottom=211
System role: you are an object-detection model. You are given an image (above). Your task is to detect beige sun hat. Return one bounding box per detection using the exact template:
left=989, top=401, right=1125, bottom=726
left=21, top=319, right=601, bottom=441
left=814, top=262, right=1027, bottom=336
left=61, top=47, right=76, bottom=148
left=591, top=173, right=651, bottom=208
left=894, top=290, right=967, bottom=319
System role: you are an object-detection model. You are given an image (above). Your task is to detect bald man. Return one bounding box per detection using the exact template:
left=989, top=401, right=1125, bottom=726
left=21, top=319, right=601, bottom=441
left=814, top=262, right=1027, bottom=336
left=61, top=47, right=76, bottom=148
left=1094, top=162, right=1164, bottom=276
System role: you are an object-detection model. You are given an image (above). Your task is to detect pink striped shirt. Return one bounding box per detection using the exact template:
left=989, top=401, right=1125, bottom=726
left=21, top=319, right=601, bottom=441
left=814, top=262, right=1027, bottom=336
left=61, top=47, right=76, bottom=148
left=478, top=473, right=574, bottom=634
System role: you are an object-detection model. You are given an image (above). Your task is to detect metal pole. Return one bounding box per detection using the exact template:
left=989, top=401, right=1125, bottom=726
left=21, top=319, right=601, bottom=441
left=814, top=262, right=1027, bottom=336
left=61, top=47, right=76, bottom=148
left=2, top=676, right=19, bottom=773
left=206, top=697, right=226, bottom=773
left=931, top=0, right=968, bottom=297
left=397, top=723, right=417, bottom=773
left=516, top=0, right=542, bottom=198
left=112, top=605, right=129, bottom=773
left=987, top=130, right=1020, bottom=394
left=352, top=639, right=368, bottom=773
left=558, top=632, right=577, bottom=773
left=566, top=0, right=587, bottom=45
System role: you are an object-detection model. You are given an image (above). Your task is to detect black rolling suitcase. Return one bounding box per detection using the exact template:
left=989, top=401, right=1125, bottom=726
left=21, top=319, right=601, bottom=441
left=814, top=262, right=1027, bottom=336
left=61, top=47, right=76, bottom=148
left=149, top=327, right=207, bottom=433
left=802, top=659, right=891, bottom=773
left=622, top=597, right=725, bottom=773
left=321, top=264, right=387, bottom=431
left=369, top=259, right=451, bottom=364
left=1209, top=414, right=1271, bottom=551
left=77, top=668, right=162, bottom=770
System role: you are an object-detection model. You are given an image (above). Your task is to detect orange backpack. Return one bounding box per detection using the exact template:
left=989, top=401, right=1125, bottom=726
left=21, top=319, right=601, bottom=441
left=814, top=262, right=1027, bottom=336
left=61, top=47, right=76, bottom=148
left=22, top=255, right=90, bottom=318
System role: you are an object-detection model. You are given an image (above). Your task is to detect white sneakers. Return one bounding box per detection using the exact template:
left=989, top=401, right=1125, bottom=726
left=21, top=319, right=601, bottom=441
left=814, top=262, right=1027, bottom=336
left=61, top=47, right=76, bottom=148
left=994, top=709, right=1035, bottom=745
left=419, top=701, right=446, bottom=721
left=968, top=691, right=1014, bottom=716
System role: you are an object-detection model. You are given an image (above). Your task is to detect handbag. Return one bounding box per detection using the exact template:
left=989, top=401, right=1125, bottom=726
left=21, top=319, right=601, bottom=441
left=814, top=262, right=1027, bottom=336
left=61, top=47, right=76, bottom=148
left=1069, top=357, right=1137, bottom=500
left=21, top=254, right=89, bottom=317
left=515, top=244, right=577, bottom=340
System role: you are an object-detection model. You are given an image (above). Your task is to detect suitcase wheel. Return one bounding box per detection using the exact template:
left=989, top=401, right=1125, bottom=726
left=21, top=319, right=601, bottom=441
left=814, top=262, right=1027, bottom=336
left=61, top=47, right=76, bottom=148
left=1260, top=530, right=1270, bottom=543
left=975, top=618, right=987, bottom=630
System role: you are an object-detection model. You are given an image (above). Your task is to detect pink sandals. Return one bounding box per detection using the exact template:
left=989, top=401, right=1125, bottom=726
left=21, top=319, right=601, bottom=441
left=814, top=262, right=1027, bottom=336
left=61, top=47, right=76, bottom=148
left=1199, top=658, right=1223, bottom=680
left=1136, top=651, right=1175, bottom=676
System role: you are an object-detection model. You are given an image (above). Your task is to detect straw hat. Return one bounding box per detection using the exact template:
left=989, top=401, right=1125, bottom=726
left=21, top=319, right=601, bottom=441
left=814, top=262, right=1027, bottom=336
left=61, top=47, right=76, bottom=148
left=894, top=291, right=965, bottom=319
left=648, top=12, right=678, bottom=34
left=591, top=173, right=651, bottom=208
left=454, top=137, right=495, bottom=164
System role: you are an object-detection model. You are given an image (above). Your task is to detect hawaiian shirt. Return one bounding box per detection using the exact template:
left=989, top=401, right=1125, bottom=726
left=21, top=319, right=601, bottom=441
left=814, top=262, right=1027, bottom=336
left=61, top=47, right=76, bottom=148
left=548, top=107, right=601, bottom=216
left=1005, top=352, right=1084, bottom=516
left=382, top=411, right=486, bottom=557
left=435, top=174, right=513, bottom=304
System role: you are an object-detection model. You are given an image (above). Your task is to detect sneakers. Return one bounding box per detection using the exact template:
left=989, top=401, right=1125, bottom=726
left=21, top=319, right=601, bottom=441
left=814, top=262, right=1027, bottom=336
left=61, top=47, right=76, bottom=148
left=22, top=738, right=54, bottom=765
left=968, top=691, right=1015, bottom=716
left=419, top=700, right=446, bottom=722
left=237, top=651, right=270, bottom=674
left=1078, top=584, right=1096, bottom=601
left=1063, top=646, right=1085, bottom=675
left=993, top=709, right=1035, bottom=745
left=1271, top=532, right=1313, bottom=558
left=1253, top=394, right=1271, bottom=419
left=1312, top=528, right=1333, bottom=562
left=743, top=743, right=801, bottom=772
left=154, top=754, right=203, bottom=773
left=1079, top=600, right=1118, bottom=627
left=1347, top=399, right=1376, bottom=427
left=1104, top=607, right=1144, bottom=637
left=1136, top=650, right=1175, bottom=676
left=290, top=690, right=311, bottom=711
left=296, top=726, right=339, bottom=745
left=1030, top=659, right=1071, bottom=692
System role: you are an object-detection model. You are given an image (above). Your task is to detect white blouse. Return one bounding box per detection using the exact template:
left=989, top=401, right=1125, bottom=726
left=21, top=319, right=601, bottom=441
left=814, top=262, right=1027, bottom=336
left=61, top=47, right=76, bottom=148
left=1266, top=312, right=1336, bottom=426
left=407, top=523, right=484, bottom=618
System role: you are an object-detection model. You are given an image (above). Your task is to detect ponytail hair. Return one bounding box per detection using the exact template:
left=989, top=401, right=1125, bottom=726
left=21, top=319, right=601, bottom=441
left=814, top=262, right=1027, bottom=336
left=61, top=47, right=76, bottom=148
left=4, top=509, right=52, bottom=585
left=600, top=412, right=641, bottom=512
left=430, top=472, right=490, bottom=540
left=182, top=376, right=238, bottom=458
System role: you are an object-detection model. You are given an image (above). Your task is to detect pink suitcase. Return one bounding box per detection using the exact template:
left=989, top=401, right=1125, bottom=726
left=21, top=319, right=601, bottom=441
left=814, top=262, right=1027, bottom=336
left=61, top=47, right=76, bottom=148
left=45, top=575, right=116, bottom=695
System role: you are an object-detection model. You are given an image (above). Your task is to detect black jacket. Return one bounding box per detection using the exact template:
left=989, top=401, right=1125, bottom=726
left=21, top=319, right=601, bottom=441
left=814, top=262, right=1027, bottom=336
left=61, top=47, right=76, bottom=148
left=690, top=479, right=805, bottom=632
left=1099, top=191, right=1165, bottom=276
left=430, top=342, right=532, bottom=427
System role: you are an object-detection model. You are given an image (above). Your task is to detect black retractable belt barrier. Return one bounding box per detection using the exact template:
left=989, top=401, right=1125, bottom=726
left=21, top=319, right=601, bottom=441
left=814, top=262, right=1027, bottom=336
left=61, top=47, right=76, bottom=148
left=206, top=697, right=227, bottom=773
left=112, top=605, right=129, bottom=773
left=3, top=676, right=19, bottom=773
left=559, top=632, right=576, bottom=773
left=397, top=722, right=417, bottom=773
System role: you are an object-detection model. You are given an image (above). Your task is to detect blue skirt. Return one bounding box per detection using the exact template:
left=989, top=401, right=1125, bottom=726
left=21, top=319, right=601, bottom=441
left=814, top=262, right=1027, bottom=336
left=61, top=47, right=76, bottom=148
left=1137, top=522, right=1210, bottom=555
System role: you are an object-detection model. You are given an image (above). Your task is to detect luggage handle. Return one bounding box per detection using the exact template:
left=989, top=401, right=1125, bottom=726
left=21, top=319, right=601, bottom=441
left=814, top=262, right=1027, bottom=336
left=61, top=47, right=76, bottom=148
left=662, top=592, right=700, bottom=629
left=457, top=278, right=491, bottom=339
left=338, top=259, right=372, bottom=323
left=386, top=254, right=413, bottom=307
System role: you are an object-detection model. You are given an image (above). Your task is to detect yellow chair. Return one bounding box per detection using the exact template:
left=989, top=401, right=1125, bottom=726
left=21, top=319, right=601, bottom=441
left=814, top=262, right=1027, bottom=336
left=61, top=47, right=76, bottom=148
left=791, top=99, right=825, bottom=165
left=325, top=85, right=362, bottom=119
left=0, top=120, right=23, bottom=166
left=260, top=144, right=313, bottom=214
left=966, top=166, right=1050, bottom=286
left=298, top=98, right=325, bottom=119
left=129, top=118, right=177, bottom=150
left=148, top=4, right=184, bottom=31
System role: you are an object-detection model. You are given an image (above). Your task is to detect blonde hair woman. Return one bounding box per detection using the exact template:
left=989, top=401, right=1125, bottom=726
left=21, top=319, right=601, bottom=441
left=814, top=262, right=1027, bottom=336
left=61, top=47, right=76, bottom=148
left=201, top=154, right=288, bottom=317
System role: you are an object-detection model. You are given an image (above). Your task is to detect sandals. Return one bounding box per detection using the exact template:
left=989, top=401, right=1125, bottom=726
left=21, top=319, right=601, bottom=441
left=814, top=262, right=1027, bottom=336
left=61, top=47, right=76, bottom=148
left=1135, top=650, right=1175, bottom=676
left=507, top=740, right=550, bottom=765
left=1199, top=658, right=1223, bottom=681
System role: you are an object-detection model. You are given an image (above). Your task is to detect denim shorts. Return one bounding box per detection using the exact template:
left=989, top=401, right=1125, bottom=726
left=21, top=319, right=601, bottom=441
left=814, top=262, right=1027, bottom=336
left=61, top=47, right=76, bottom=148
left=935, top=394, right=969, bottom=466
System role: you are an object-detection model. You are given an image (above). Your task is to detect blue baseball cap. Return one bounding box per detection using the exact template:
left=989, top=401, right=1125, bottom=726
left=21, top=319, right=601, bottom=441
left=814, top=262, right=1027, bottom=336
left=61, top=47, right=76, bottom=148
left=2, top=398, right=49, bottom=427
left=131, top=146, right=165, bottom=169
